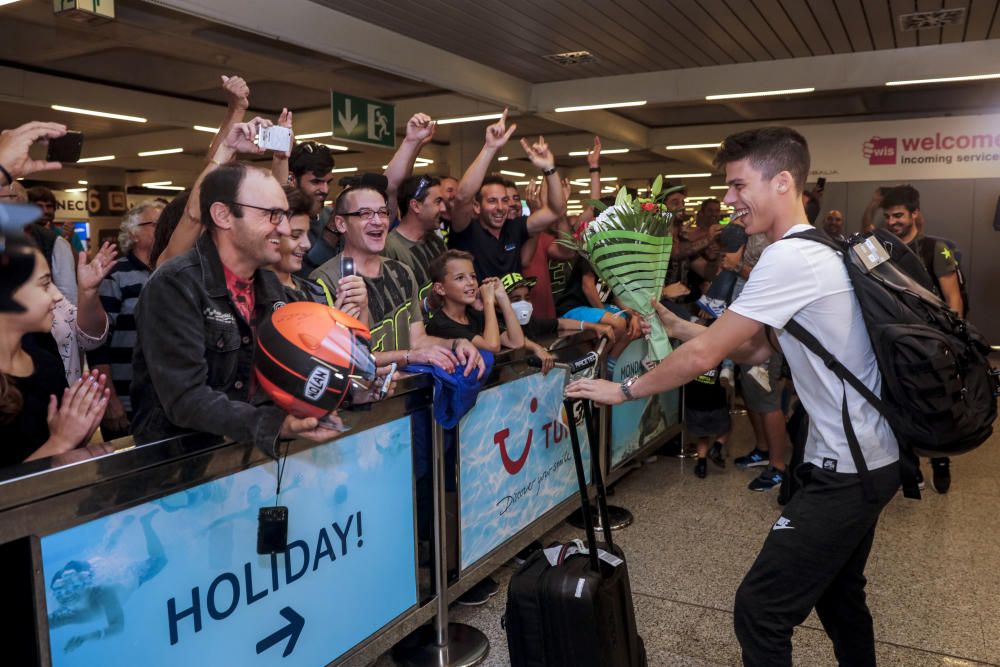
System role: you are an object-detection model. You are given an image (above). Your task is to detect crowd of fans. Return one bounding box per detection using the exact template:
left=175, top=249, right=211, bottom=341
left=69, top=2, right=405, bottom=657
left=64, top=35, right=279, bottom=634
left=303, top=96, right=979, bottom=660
left=0, top=76, right=966, bottom=500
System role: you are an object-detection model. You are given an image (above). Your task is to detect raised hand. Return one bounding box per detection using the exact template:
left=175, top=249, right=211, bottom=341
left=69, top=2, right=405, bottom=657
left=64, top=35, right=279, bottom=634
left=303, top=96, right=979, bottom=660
left=223, top=117, right=272, bottom=155
left=586, top=136, right=602, bottom=169
left=560, top=177, right=572, bottom=205
left=406, top=113, right=436, bottom=145
left=524, top=178, right=543, bottom=212
left=0, top=121, right=68, bottom=180
left=485, top=108, right=517, bottom=150
left=273, top=108, right=294, bottom=159
left=520, top=135, right=555, bottom=171
left=76, top=242, right=118, bottom=292
left=221, top=75, right=250, bottom=111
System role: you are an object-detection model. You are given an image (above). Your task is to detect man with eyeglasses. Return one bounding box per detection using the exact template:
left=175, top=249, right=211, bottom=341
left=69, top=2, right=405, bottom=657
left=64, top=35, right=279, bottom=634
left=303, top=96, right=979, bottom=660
left=311, top=183, right=485, bottom=376
left=132, top=162, right=342, bottom=453
left=450, top=109, right=564, bottom=279
left=383, top=174, right=448, bottom=304
left=86, top=200, right=163, bottom=440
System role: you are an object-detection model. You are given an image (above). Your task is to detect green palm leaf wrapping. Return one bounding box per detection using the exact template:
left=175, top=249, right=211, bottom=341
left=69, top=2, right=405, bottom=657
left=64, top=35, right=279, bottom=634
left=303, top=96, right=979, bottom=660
left=585, top=230, right=674, bottom=361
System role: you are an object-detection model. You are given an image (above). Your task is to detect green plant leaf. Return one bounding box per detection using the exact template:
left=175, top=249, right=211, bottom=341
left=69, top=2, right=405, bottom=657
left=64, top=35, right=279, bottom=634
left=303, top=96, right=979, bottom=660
left=614, top=186, right=630, bottom=208
left=651, top=174, right=663, bottom=197
left=586, top=198, right=607, bottom=211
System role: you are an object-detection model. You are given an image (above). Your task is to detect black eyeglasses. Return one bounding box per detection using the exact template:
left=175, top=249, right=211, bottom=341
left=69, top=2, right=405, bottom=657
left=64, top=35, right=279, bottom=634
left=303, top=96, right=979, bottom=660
left=342, top=207, right=390, bottom=222
left=412, top=176, right=432, bottom=203
left=232, top=202, right=291, bottom=226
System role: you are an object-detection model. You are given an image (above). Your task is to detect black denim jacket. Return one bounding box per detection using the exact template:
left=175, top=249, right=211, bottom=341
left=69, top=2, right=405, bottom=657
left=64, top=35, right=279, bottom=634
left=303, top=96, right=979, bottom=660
left=130, top=234, right=288, bottom=455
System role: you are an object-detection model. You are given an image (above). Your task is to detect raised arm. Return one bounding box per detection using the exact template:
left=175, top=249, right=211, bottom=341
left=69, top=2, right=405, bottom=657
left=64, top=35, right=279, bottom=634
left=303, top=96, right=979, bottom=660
left=384, top=113, right=435, bottom=219
left=576, top=136, right=603, bottom=227
left=205, top=75, right=249, bottom=165
left=270, top=108, right=293, bottom=186
left=0, top=121, right=67, bottom=181
left=157, top=118, right=270, bottom=266
left=861, top=188, right=881, bottom=234
left=520, top=135, right=564, bottom=234
left=75, top=242, right=117, bottom=339
left=452, top=108, right=517, bottom=232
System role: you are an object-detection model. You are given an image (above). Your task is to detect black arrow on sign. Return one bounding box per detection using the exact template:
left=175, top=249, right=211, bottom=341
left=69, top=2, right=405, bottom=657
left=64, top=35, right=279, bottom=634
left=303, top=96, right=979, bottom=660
left=256, top=606, right=305, bottom=658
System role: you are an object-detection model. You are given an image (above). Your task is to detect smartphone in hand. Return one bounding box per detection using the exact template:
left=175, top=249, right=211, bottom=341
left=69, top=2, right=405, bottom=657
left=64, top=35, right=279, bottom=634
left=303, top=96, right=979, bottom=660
left=45, top=131, right=84, bottom=163
left=257, top=126, right=293, bottom=153
left=340, top=255, right=355, bottom=277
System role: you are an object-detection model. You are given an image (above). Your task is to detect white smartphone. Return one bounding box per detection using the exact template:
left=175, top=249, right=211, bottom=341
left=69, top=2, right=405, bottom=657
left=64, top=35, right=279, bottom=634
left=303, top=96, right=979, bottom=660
left=257, top=126, right=293, bottom=153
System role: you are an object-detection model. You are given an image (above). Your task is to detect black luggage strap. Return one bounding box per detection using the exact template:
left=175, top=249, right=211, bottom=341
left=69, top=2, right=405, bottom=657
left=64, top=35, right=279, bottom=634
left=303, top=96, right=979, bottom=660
left=564, top=397, right=602, bottom=573
left=582, top=399, right=616, bottom=551
left=783, top=320, right=918, bottom=500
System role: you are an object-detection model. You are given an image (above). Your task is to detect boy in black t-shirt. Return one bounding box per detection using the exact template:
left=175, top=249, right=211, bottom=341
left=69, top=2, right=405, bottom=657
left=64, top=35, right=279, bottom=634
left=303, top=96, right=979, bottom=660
left=425, top=250, right=524, bottom=353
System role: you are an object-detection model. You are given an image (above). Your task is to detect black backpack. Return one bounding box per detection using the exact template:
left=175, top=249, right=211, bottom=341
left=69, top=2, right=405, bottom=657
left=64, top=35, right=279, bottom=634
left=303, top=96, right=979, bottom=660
left=784, top=228, right=998, bottom=499
left=915, top=235, right=970, bottom=318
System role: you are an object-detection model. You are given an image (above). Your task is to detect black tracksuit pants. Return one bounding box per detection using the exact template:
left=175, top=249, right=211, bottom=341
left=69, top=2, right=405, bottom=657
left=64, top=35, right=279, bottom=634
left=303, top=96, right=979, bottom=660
left=734, top=461, right=900, bottom=666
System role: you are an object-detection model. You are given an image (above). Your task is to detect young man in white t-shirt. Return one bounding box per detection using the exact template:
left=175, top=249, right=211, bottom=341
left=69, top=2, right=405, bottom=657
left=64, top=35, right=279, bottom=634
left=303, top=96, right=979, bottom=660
left=567, top=127, right=900, bottom=666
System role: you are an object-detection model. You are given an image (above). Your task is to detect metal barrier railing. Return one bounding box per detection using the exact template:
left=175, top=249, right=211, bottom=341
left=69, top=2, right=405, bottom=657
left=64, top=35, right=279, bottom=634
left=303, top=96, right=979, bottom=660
left=0, top=331, right=631, bottom=667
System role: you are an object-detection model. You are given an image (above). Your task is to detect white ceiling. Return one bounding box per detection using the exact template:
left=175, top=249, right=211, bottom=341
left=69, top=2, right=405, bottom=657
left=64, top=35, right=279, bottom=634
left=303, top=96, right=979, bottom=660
left=1, top=0, right=998, bottom=197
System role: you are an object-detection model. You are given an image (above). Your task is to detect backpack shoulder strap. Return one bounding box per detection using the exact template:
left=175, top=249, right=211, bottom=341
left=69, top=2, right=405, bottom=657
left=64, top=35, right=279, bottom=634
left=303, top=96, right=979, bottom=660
left=784, top=228, right=843, bottom=252
left=783, top=319, right=881, bottom=502
left=783, top=320, right=888, bottom=413
left=917, top=236, right=936, bottom=274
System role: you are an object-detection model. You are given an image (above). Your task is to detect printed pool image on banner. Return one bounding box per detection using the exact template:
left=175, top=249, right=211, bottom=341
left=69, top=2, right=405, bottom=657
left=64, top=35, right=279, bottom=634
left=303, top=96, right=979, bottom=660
left=458, top=370, right=591, bottom=571
left=41, top=417, right=417, bottom=667
left=610, top=339, right=680, bottom=468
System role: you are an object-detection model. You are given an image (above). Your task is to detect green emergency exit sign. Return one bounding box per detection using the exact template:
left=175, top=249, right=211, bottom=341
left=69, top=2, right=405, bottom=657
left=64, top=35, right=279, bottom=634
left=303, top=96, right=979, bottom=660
left=331, top=93, right=396, bottom=149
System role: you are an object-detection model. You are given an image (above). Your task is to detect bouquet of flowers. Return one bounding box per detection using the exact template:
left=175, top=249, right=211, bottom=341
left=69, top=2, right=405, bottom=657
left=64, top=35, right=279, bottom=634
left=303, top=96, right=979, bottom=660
left=559, top=175, right=674, bottom=361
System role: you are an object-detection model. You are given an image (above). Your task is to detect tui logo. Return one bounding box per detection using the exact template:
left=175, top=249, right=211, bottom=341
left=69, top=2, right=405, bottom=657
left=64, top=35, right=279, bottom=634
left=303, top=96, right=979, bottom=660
left=494, top=397, right=539, bottom=475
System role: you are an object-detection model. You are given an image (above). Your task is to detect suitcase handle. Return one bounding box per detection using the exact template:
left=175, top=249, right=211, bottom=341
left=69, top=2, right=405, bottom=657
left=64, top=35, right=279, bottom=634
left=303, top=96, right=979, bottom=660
left=564, top=396, right=602, bottom=574
left=582, top=399, right=616, bottom=551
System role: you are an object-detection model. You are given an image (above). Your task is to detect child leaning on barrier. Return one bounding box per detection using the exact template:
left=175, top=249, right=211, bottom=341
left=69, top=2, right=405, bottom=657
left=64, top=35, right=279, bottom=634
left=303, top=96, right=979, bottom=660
left=501, top=272, right=616, bottom=374
left=425, top=250, right=524, bottom=354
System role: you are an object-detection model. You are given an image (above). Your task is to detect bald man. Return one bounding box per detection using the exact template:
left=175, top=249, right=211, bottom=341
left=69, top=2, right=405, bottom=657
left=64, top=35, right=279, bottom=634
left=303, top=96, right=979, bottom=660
left=822, top=209, right=844, bottom=241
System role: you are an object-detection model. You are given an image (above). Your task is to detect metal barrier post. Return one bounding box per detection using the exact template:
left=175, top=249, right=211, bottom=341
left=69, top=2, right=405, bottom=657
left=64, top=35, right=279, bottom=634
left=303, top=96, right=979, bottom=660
left=395, top=420, right=489, bottom=667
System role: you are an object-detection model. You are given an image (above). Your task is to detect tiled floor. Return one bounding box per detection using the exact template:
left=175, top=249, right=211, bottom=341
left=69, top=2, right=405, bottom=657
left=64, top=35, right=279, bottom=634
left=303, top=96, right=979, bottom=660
left=381, top=413, right=1000, bottom=666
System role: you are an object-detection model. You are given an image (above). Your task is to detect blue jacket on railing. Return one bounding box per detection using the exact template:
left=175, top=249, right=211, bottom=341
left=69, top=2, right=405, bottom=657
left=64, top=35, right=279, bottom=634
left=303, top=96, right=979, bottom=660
left=404, top=350, right=494, bottom=429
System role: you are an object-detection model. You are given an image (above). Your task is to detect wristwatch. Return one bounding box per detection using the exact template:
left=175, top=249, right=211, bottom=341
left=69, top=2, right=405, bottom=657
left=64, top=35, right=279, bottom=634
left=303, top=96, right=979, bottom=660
left=620, top=375, right=639, bottom=401
left=542, top=166, right=557, bottom=176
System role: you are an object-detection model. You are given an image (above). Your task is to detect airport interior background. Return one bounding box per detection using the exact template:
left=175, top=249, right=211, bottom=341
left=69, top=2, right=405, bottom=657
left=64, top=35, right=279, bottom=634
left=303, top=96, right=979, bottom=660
left=2, top=0, right=999, bottom=665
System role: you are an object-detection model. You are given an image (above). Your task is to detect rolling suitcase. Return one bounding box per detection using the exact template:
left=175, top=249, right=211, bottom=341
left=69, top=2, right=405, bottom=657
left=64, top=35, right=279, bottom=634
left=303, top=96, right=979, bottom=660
left=504, top=399, right=647, bottom=667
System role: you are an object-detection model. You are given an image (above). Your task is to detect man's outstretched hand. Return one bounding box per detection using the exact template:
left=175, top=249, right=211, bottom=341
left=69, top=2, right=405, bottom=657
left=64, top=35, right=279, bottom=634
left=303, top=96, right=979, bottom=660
left=0, top=121, right=68, bottom=181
